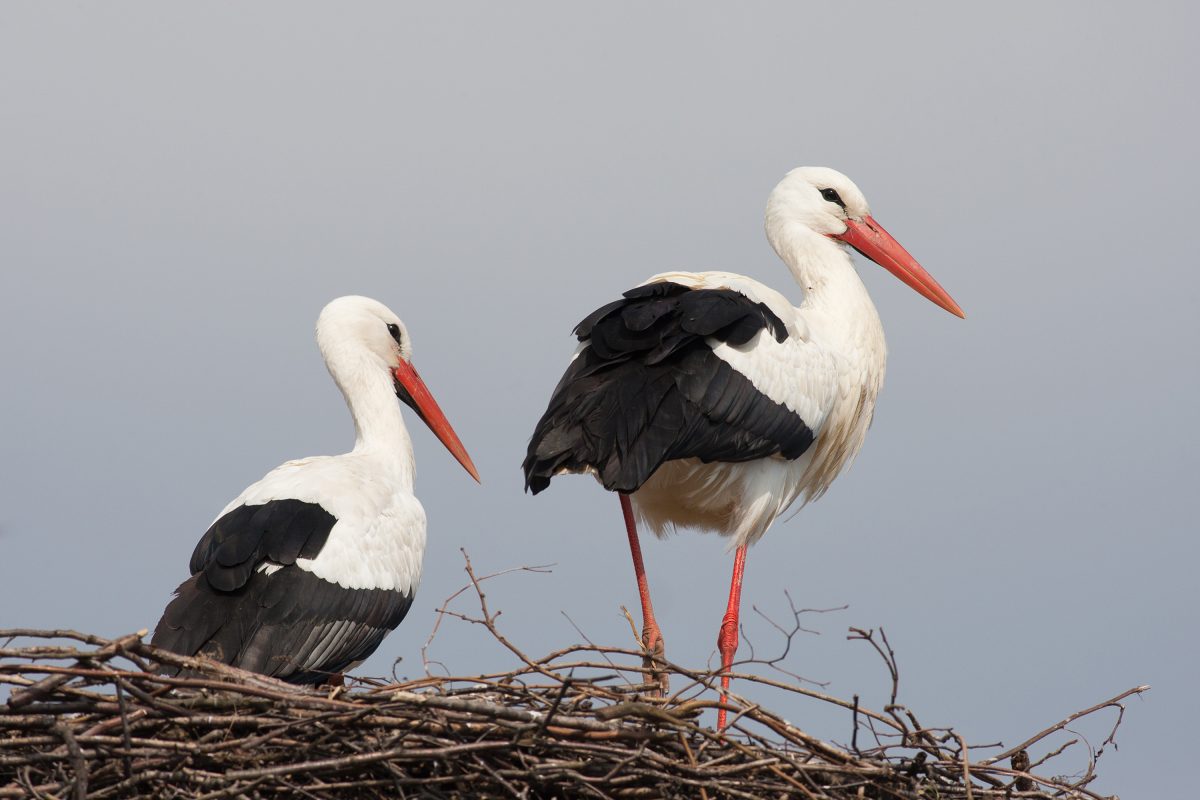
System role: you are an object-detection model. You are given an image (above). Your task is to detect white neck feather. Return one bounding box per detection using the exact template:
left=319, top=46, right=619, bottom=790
left=322, top=344, right=416, bottom=484
left=768, top=220, right=886, bottom=352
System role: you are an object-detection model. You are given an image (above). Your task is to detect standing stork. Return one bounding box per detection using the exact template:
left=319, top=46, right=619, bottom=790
left=152, top=295, right=479, bottom=683
left=523, top=167, right=963, bottom=727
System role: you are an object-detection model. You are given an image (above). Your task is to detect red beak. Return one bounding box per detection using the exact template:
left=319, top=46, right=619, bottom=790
left=393, top=360, right=481, bottom=482
left=833, top=216, right=965, bottom=319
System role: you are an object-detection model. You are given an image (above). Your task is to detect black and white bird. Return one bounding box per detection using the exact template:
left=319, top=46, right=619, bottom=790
left=523, top=167, right=963, bottom=727
left=152, top=295, right=479, bottom=683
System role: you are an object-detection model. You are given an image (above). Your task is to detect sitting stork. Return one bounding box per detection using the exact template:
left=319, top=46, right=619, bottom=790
left=153, top=295, right=479, bottom=683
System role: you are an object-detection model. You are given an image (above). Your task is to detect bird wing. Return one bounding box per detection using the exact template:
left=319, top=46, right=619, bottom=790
left=524, top=274, right=836, bottom=494
left=187, top=499, right=335, bottom=590
left=151, top=497, right=413, bottom=683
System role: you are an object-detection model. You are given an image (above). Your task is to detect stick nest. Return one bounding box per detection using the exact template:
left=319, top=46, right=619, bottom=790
left=1, top=557, right=1146, bottom=799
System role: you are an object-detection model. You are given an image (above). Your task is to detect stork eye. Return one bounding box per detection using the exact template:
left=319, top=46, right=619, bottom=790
left=386, top=323, right=402, bottom=345
left=820, top=188, right=846, bottom=209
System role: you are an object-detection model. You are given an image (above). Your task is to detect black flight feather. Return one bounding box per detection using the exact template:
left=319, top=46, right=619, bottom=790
left=523, top=282, right=813, bottom=496
left=153, top=499, right=412, bottom=684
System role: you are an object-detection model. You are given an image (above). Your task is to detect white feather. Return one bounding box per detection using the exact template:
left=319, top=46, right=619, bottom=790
left=222, top=455, right=427, bottom=593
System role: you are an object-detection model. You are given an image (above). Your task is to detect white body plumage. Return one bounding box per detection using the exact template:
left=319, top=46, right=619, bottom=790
left=630, top=265, right=886, bottom=548
left=229, top=454, right=427, bottom=594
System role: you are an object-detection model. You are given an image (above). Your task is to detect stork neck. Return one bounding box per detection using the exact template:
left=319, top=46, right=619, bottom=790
left=772, top=223, right=885, bottom=344
left=327, top=353, right=416, bottom=482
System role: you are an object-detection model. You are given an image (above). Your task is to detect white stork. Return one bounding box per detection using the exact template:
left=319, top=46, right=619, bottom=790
left=152, top=295, right=479, bottom=683
left=523, top=167, right=963, bottom=727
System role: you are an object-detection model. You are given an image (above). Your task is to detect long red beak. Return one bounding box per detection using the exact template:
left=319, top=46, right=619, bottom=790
left=833, top=216, right=965, bottom=318
left=393, top=360, right=481, bottom=482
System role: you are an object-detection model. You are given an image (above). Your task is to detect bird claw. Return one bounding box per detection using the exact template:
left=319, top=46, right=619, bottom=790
left=323, top=672, right=346, bottom=699
left=641, top=628, right=669, bottom=696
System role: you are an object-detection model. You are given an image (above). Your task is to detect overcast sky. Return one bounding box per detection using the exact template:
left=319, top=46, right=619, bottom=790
left=2, top=3, right=1197, bottom=794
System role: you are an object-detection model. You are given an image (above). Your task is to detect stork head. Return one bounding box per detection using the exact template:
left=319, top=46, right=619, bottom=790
left=317, top=296, right=480, bottom=481
left=765, top=167, right=964, bottom=318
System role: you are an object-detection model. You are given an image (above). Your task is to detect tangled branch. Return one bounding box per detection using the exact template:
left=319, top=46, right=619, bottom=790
left=0, top=554, right=1147, bottom=799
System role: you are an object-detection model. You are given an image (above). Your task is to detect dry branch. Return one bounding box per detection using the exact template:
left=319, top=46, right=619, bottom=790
left=1, top=559, right=1146, bottom=799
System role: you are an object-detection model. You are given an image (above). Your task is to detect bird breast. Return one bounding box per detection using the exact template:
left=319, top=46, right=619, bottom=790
left=793, top=301, right=887, bottom=504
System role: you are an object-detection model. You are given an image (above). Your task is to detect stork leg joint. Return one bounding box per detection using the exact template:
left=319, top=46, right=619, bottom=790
left=717, top=613, right=739, bottom=659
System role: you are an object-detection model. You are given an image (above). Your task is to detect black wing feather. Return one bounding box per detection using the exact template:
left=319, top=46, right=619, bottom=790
left=524, top=281, right=813, bottom=495
left=153, top=499, right=412, bottom=683
left=189, top=500, right=334, bottom=584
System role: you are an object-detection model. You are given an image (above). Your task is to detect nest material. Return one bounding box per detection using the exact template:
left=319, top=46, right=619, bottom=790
left=1, top=630, right=1145, bottom=800
left=0, top=561, right=1146, bottom=799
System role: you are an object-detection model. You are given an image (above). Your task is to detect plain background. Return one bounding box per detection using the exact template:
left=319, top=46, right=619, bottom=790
left=2, top=3, right=1196, bottom=794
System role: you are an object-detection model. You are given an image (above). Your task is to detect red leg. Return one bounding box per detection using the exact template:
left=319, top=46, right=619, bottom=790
left=716, top=544, right=748, bottom=730
left=620, top=493, right=667, bottom=693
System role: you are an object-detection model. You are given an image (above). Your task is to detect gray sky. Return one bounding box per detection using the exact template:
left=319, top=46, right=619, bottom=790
left=2, top=3, right=1196, bottom=793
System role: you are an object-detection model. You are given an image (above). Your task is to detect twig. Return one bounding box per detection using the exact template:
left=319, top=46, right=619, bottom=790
left=983, top=685, right=1150, bottom=765
left=847, top=627, right=899, bottom=707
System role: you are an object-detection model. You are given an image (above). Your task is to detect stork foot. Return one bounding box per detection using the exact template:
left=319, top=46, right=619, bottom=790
left=641, top=625, right=669, bottom=696
left=322, top=672, right=346, bottom=699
